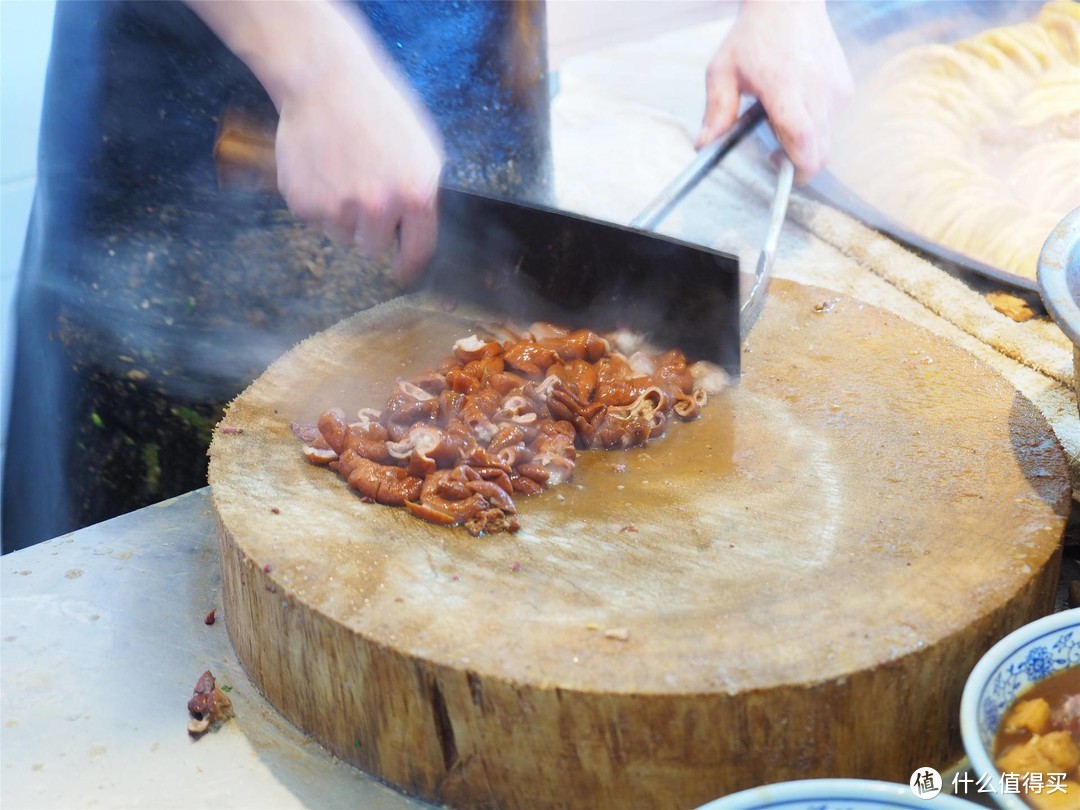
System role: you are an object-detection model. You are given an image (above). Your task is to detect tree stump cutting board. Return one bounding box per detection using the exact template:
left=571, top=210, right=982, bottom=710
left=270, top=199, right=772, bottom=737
left=208, top=279, right=1070, bottom=809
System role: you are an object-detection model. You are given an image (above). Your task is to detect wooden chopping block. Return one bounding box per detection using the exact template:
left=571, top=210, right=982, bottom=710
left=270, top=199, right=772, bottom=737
left=208, top=279, right=1071, bottom=810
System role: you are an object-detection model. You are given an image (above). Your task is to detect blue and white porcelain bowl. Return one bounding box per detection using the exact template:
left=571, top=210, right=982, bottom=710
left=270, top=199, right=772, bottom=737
left=960, top=608, right=1080, bottom=810
left=694, top=778, right=981, bottom=810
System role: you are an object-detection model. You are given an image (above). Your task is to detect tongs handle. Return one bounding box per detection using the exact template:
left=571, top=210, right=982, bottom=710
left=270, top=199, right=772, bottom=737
left=629, top=99, right=794, bottom=339
left=744, top=156, right=794, bottom=338
left=630, top=101, right=767, bottom=231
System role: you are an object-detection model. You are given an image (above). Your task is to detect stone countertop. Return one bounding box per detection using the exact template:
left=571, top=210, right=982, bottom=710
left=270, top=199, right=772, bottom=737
left=0, top=488, right=428, bottom=810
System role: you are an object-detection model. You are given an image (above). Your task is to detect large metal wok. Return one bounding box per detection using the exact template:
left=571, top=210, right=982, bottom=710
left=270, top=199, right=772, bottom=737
left=767, top=0, right=1049, bottom=292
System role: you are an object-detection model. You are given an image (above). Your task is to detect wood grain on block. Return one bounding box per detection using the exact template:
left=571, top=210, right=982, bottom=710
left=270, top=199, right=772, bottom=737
left=208, top=280, right=1071, bottom=809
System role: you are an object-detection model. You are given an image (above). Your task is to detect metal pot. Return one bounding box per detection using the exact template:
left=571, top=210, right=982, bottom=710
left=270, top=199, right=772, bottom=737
left=1037, top=206, right=1080, bottom=416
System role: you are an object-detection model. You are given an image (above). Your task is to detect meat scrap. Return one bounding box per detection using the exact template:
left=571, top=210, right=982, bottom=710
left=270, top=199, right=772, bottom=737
left=187, top=670, right=234, bottom=737
left=299, top=323, right=725, bottom=536
left=985, top=291, right=1035, bottom=323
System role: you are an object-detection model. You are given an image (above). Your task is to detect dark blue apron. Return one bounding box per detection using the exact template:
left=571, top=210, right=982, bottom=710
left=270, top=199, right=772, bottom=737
left=3, top=0, right=551, bottom=552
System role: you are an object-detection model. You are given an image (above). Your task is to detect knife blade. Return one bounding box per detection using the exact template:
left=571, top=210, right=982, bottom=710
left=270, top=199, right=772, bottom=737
left=426, top=186, right=741, bottom=374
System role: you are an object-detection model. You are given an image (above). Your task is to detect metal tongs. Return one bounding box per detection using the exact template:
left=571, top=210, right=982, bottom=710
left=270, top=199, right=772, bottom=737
left=630, top=100, right=795, bottom=340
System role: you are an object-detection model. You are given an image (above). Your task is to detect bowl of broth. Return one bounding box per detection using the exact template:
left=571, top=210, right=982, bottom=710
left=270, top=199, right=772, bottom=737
left=960, top=608, right=1080, bottom=810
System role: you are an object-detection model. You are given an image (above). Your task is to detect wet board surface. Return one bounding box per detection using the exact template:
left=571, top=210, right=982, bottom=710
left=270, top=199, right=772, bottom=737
left=208, top=279, right=1070, bottom=809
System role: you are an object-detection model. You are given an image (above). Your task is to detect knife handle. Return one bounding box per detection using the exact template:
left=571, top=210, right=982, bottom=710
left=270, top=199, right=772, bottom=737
left=213, top=107, right=279, bottom=193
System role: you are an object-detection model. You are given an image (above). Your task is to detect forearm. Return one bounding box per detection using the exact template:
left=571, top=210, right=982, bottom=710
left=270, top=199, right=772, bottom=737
left=186, top=0, right=383, bottom=111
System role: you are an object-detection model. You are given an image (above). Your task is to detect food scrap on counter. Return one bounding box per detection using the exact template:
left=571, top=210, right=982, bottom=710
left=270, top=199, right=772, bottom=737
left=297, top=322, right=725, bottom=536
left=187, top=670, right=234, bottom=738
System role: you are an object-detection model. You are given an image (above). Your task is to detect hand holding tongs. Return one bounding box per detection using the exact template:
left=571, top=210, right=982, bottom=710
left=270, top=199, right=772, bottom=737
left=629, top=100, right=795, bottom=340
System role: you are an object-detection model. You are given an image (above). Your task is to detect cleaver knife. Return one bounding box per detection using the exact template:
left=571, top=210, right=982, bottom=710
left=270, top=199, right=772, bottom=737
left=214, top=102, right=792, bottom=376
left=427, top=185, right=742, bottom=374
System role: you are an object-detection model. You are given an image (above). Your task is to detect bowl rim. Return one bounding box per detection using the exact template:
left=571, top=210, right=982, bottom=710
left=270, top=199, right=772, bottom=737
left=693, top=777, right=982, bottom=810
left=959, top=608, right=1080, bottom=810
left=1036, top=206, right=1080, bottom=348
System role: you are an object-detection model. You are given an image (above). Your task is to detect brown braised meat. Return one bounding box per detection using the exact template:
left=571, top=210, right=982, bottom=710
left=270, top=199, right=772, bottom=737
left=299, top=324, right=724, bottom=536
left=187, top=670, right=234, bottom=737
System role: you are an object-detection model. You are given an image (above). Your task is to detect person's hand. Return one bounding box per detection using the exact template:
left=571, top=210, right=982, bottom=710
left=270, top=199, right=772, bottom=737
left=189, top=0, right=444, bottom=285
left=697, top=0, right=853, bottom=184
left=274, top=44, right=444, bottom=285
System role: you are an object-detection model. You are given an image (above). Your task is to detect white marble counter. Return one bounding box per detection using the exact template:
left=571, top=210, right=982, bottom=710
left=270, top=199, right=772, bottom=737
left=1, top=489, right=428, bottom=810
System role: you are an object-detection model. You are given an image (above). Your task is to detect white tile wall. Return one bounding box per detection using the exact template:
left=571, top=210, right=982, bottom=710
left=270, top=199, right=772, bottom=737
left=1, top=0, right=55, bottom=532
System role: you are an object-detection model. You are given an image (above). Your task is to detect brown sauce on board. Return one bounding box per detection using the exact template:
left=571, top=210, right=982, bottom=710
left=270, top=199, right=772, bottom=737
left=993, top=666, right=1080, bottom=809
